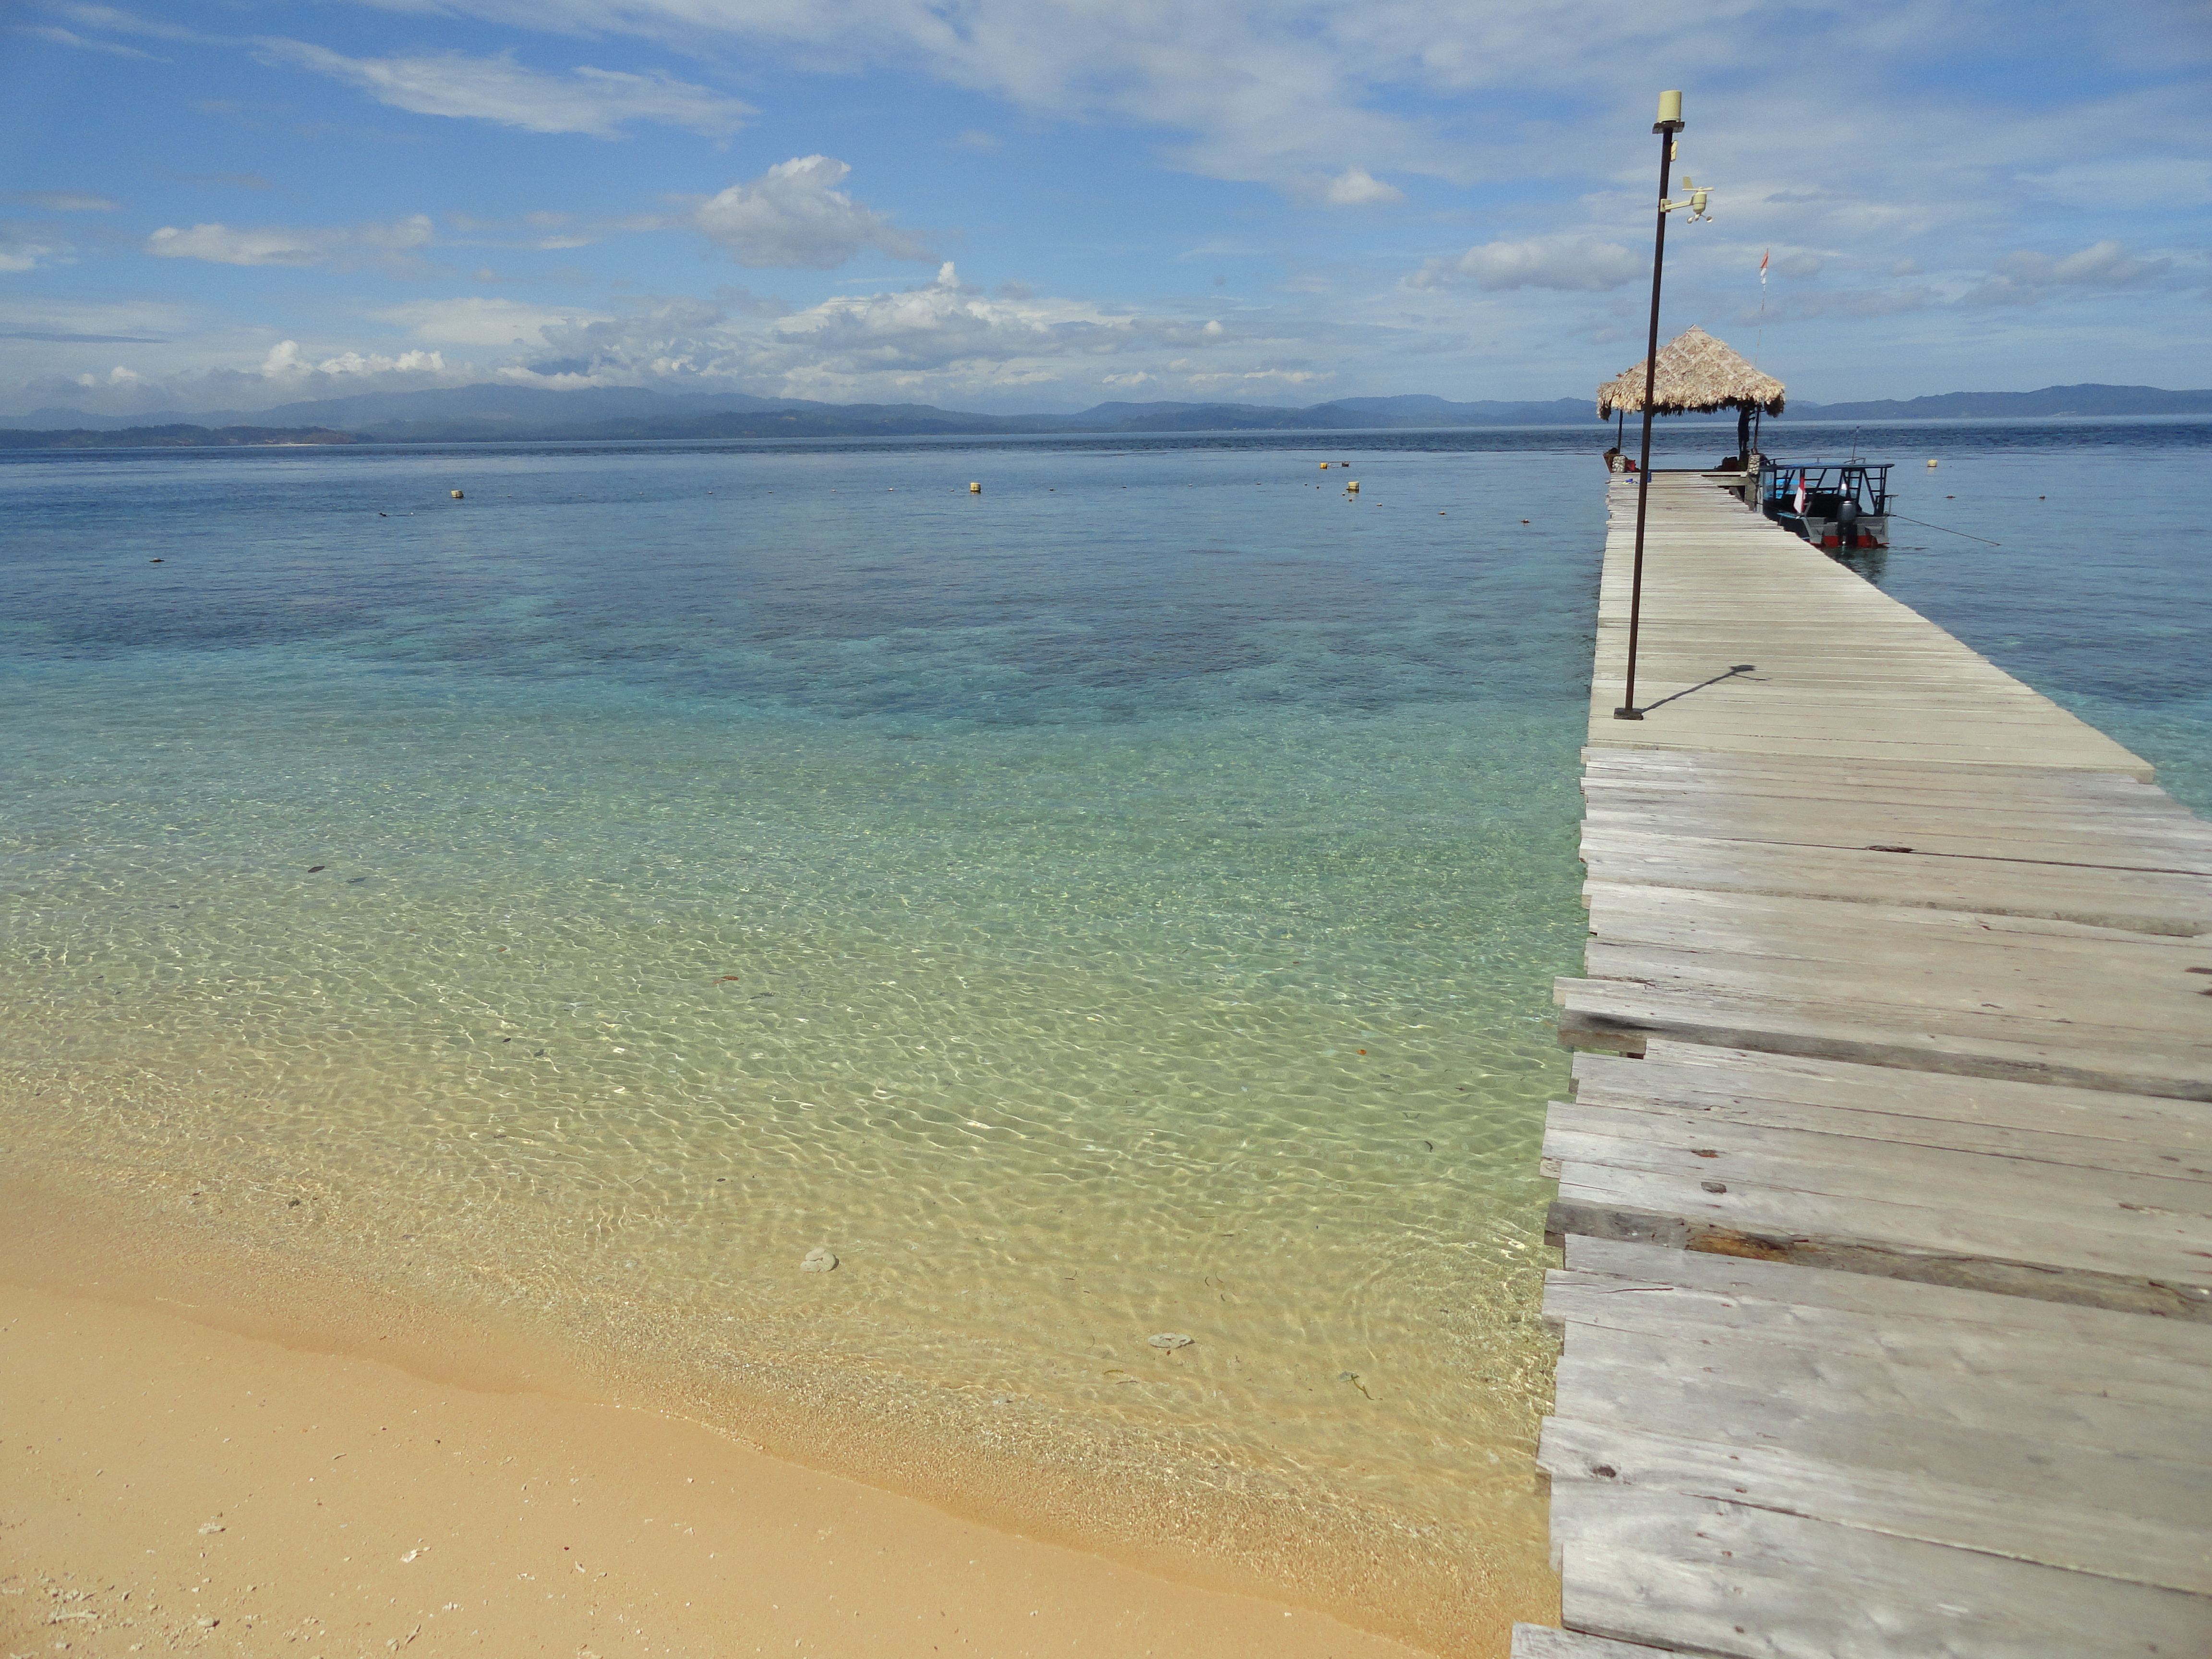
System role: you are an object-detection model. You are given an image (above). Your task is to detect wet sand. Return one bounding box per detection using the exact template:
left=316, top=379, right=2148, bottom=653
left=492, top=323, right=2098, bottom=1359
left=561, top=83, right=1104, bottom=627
left=1, top=1274, right=1438, bottom=1659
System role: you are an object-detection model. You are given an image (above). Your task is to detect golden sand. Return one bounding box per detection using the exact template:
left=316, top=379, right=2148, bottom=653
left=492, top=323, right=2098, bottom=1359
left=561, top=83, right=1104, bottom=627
left=2, top=1183, right=1553, bottom=1656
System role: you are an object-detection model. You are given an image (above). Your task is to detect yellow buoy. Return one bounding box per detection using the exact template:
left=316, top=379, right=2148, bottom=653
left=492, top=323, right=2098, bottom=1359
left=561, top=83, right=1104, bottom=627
left=450, top=489, right=464, bottom=499
left=1319, top=462, right=1329, bottom=469
left=1346, top=481, right=1360, bottom=493
left=1926, top=459, right=1939, bottom=469
left=969, top=481, right=982, bottom=493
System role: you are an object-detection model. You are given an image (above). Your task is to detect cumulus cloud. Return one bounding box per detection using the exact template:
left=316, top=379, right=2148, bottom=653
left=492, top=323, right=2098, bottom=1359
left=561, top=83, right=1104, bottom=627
left=144, top=215, right=436, bottom=272
left=1961, top=239, right=2172, bottom=306
left=258, top=40, right=754, bottom=138
left=260, top=340, right=449, bottom=379
left=1407, top=235, right=1643, bottom=291
left=691, top=156, right=929, bottom=269
left=1309, top=166, right=1403, bottom=206
left=475, top=263, right=1244, bottom=402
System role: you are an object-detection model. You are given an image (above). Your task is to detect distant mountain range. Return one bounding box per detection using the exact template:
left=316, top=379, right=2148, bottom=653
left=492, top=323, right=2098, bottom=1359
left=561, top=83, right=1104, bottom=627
left=0, top=422, right=359, bottom=450
left=2, top=382, right=2206, bottom=447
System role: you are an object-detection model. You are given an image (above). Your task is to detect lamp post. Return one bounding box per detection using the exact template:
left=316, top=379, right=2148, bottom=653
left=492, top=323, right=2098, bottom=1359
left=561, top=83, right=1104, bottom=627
left=1613, top=90, right=1702, bottom=721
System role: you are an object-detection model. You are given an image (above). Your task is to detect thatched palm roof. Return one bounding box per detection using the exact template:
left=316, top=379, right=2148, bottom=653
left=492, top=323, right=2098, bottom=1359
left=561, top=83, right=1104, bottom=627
left=1597, top=325, right=1785, bottom=418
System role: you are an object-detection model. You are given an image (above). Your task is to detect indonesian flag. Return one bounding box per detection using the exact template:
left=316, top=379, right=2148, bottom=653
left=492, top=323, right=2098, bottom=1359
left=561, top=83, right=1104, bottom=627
left=1792, top=474, right=1807, bottom=514
left=1760, top=248, right=1770, bottom=287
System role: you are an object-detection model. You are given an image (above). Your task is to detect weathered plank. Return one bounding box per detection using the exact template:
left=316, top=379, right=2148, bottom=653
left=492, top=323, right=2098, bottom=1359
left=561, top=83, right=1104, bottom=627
left=1539, top=1415, right=2209, bottom=1593
left=1555, top=974, right=2212, bottom=1100
left=1571, top=1045, right=2210, bottom=1174
left=1545, top=1129, right=2212, bottom=1298
left=1510, top=1626, right=1677, bottom=1659
left=1578, top=826, right=2212, bottom=932
left=1555, top=1321, right=2210, bottom=1462
left=1510, top=1626, right=1676, bottom=1659
left=1547, top=1488, right=2212, bottom=1658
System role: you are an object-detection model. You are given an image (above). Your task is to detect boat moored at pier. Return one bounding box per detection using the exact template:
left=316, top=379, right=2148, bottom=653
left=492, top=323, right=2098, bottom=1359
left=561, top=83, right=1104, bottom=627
left=1756, top=457, right=1892, bottom=549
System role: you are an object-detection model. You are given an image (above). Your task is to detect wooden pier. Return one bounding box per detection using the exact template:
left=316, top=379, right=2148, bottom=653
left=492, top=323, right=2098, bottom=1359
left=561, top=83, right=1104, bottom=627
left=1515, top=475, right=2212, bottom=1658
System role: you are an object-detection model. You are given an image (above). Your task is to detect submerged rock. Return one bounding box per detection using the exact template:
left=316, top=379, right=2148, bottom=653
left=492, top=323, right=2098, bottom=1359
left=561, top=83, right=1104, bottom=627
left=800, top=1247, right=839, bottom=1273
left=1148, top=1332, right=1193, bottom=1350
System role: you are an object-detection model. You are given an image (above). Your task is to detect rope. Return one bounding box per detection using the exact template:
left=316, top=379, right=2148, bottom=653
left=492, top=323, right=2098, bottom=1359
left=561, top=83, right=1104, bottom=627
left=1886, top=513, right=2001, bottom=546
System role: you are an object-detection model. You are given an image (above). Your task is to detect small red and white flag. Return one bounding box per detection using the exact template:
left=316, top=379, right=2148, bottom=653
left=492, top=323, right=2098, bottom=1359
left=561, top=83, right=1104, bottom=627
left=1792, top=473, right=1807, bottom=514
left=1760, top=249, right=1770, bottom=288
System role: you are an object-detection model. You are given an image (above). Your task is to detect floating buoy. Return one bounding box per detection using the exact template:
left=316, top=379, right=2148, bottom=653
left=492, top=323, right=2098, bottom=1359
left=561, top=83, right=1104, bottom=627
left=1346, top=481, right=1359, bottom=493
left=969, top=481, right=981, bottom=493
left=1926, top=459, right=1938, bottom=469
left=1319, top=462, right=1329, bottom=469
left=450, top=489, right=464, bottom=498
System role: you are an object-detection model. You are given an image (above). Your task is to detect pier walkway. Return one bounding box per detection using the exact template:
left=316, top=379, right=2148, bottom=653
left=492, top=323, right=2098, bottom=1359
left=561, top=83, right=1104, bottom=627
left=1515, top=476, right=2212, bottom=1658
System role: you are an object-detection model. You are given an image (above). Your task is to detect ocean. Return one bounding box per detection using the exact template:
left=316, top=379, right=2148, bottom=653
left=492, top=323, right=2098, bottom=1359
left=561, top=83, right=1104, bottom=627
left=4, top=417, right=2206, bottom=1651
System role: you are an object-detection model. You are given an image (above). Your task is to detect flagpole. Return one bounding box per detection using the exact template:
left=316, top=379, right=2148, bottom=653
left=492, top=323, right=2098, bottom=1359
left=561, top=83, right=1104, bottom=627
left=1614, top=91, right=1685, bottom=722
left=1755, top=248, right=1768, bottom=368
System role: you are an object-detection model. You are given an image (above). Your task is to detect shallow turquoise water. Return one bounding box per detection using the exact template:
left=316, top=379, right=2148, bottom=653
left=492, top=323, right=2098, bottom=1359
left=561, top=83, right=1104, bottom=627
left=4, top=424, right=2205, bottom=1638
left=0, top=438, right=1603, bottom=1632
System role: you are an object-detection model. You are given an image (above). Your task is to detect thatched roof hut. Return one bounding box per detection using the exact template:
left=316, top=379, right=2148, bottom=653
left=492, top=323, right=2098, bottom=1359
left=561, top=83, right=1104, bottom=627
left=1597, top=325, right=1784, bottom=419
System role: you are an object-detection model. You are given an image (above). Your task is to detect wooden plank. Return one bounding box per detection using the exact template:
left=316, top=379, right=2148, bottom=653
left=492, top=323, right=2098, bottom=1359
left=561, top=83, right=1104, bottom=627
left=1572, top=1045, right=2211, bottom=1173
left=1555, top=974, right=2212, bottom=1100
left=1544, top=1106, right=2212, bottom=1224
left=1545, top=1195, right=2211, bottom=1318
left=1561, top=1233, right=2212, bottom=1349
left=1578, top=828, right=2211, bottom=932
left=1545, top=1130, right=2212, bottom=1294
left=1547, top=1487, right=2212, bottom=1658
left=1555, top=1321, right=2210, bottom=1463
left=1539, top=1416, right=2210, bottom=1593
left=1546, top=1167, right=2210, bottom=1308
left=1510, top=1627, right=1676, bottom=1659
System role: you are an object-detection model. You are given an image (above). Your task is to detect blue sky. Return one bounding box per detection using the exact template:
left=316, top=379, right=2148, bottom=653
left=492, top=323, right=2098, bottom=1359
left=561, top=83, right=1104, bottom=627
left=2, top=0, right=2206, bottom=415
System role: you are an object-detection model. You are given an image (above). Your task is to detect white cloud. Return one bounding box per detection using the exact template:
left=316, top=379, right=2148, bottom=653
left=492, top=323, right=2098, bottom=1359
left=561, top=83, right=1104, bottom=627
left=0, top=228, right=75, bottom=272
left=3, top=191, right=120, bottom=211
left=1184, top=367, right=1324, bottom=388
left=370, top=297, right=614, bottom=347
left=691, top=156, right=929, bottom=269
left=144, top=215, right=436, bottom=271
left=261, top=341, right=448, bottom=379
left=43, top=4, right=204, bottom=43
left=1962, top=239, right=2172, bottom=307
left=2021, top=158, right=2212, bottom=211
left=1310, top=166, right=1403, bottom=206
left=12, top=24, right=156, bottom=59
left=1407, top=235, right=1643, bottom=291
left=258, top=40, right=754, bottom=138
left=467, top=264, right=1249, bottom=404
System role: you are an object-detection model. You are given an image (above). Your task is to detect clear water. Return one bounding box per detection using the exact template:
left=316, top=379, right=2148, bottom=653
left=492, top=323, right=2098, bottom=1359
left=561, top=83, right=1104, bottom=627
left=3, top=421, right=2206, bottom=1650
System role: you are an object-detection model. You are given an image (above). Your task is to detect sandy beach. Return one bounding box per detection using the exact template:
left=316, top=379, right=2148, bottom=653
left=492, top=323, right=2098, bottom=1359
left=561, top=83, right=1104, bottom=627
left=1, top=1265, right=1439, bottom=1659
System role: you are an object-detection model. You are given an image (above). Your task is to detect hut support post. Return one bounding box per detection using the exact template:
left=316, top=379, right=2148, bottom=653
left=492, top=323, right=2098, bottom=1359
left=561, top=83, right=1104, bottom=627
left=1736, top=406, right=1752, bottom=465
left=1616, top=113, right=1683, bottom=721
